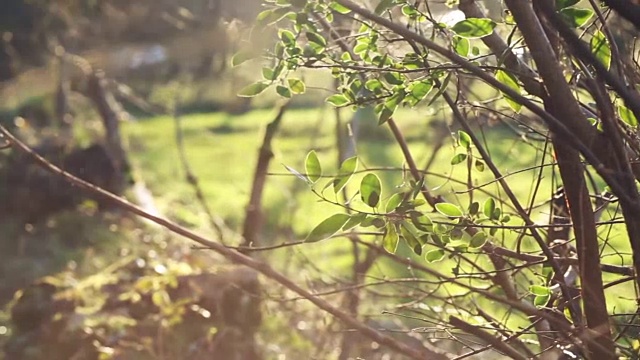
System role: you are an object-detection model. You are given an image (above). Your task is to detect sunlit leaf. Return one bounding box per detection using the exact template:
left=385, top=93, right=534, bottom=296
left=483, top=198, right=496, bottom=218
left=458, top=130, right=471, bottom=149
left=618, top=104, right=638, bottom=126
left=435, top=203, right=464, bottom=217
left=343, top=213, right=367, bottom=230
left=426, top=249, right=445, bottom=262
left=305, top=150, right=322, bottom=183
left=560, top=7, right=594, bottom=27
left=469, top=231, right=487, bottom=249
left=237, top=82, right=269, bottom=97
left=329, top=1, right=351, bottom=14
left=451, top=153, right=467, bottom=165
left=231, top=50, right=257, bottom=66
left=453, top=36, right=470, bottom=57
left=383, top=222, right=399, bottom=253
left=530, top=285, right=551, bottom=296
left=326, top=94, right=350, bottom=106
left=590, top=30, right=611, bottom=70
left=360, top=173, right=382, bottom=207
left=451, top=18, right=496, bottom=39
left=333, top=156, right=358, bottom=193
left=495, top=70, right=522, bottom=112
left=306, top=213, right=350, bottom=242
left=285, top=79, right=305, bottom=95
left=276, top=85, right=291, bottom=98
left=411, top=212, right=433, bottom=232
left=386, top=193, right=404, bottom=212
left=400, top=222, right=422, bottom=255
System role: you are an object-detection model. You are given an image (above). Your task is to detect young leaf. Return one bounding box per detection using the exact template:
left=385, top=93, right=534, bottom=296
left=231, top=50, right=257, bottom=66
left=426, top=249, right=445, bottom=262
left=458, top=130, right=472, bottom=149
left=400, top=223, right=422, bottom=255
left=453, top=36, right=470, bottom=57
left=382, top=222, right=399, bottom=253
left=276, top=85, right=292, bottom=98
left=618, top=104, right=638, bottom=126
left=333, top=156, right=358, bottom=193
left=288, top=78, right=306, bottom=94
left=238, top=82, right=270, bottom=97
left=411, top=212, right=433, bottom=232
left=451, top=153, right=467, bottom=165
left=468, top=202, right=480, bottom=216
left=560, top=8, right=594, bottom=27
left=469, top=231, right=487, bottom=249
left=343, top=213, right=367, bottom=231
left=530, top=285, right=551, bottom=296
left=495, top=70, right=522, bottom=112
left=451, top=18, right=497, bottom=39
left=360, top=173, right=382, bottom=208
left=306, top=213, right=350, bottom=242
left=305, top=150, right=322, bottom=183
left=483, top=198, right=496, bottom=218
left=385, top=193, right=404, bottom=212
left=590, top=30, right=611, bottom=70
left=475, top=160, right=485, bottom=172
left=329, top=1, right=351, bottom=14
left=326, top=94, right=350, bottom=106
left=435, top=203, right=464, bottom=217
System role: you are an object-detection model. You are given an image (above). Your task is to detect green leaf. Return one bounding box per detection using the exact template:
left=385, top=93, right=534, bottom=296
left=343, top=213, right=367, bottom=231
left=410, top=212, right=433, bottom=231
left=276, top=85, right=291, bottom=98
left=333, top=156, right=358, bottom=193
left=237, top=82, right=269, bottom=97
left=475, top=160, right=485, bottom=172
left=374, top=0, right=395, bottom=14
left=306, top=213, right=350, bottom=242
left=426, top=249, right=445, bottom=262
left=365, top=79, right=384, bottom=93
left=329, top=1, right=351, bottom=14
left=435, top=203, right=464, bottom=217
left=618, top=104, right=638, bottom=126
left=279, top=29, right=296, bottom=46
left=287, top=78, right=306, bottom=94
left=560, top=7, right=594, bottom=27
left=469, top=231, right=487, bottom=249
left=458, top=130, right=471, bottom=149
left=556, top=0, right=579, bottom=9
left=409, top=80, right=433, bottom=103
left=495, top=70, right=522, bottom=112
left=360, top=173, right=382, bottom=208
left=306, top=31, right=327, bottom=47
left=468, top=202, right=480, bottom=216
left=451, top=18, right=497, bottom=39
left=305, top=150, right=322, bottom=183
left=530, top=285, right=551, bottom=296
left=382, top=222, right=399, bottom=253
left=326, top=94, right=350, bottom=106
left=451, top=153, right=467, bottom=165
left=386, top=193, right=404, bottom=212
left=400, top=223, right=422, bottom=255
left=231, top=50, right=257, bottom=66
left=483, top=198, right=496, bottom=218
left=262, top=67, right=275, bottom=80
left=590, top=30, right=611, bottom=70
left=453, top=36, right=470, bottom=57
left=534, top=294, right=551, bottom=307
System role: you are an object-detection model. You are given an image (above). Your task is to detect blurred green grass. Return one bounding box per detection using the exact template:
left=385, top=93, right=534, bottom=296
left=122, top=106, right=636, bottom=313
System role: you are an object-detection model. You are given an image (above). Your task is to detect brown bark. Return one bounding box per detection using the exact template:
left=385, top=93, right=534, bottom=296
left=240, top=102, right=289, bottom=249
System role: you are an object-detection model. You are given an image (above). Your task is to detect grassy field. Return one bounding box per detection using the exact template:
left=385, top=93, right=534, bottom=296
left=122, top=106, right=636, bottom=314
